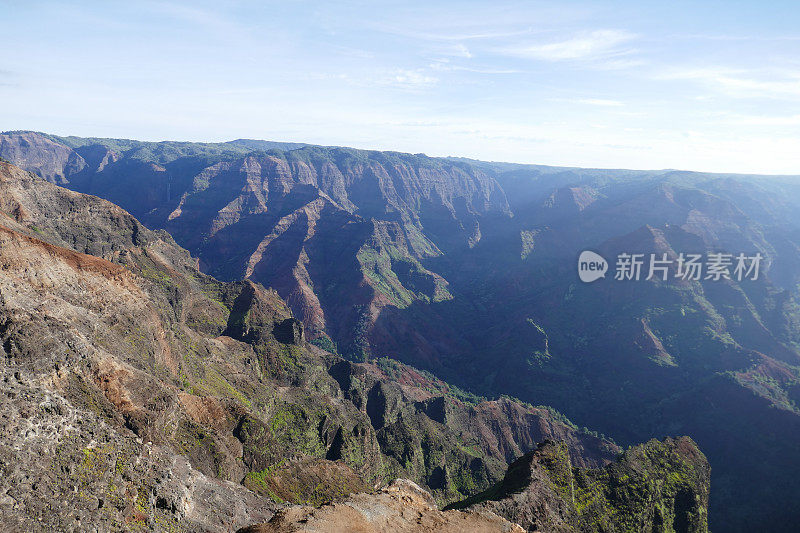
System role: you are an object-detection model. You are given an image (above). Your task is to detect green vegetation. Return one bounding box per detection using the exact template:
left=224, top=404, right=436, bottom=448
left=448, top=438, right=709, bottom=532
left=310, top=334, right=339, bottom=354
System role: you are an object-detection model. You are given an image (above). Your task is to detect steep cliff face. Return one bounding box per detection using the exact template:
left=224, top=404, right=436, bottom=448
left=0, top=131, right=86, bottom=183
left=156, top=148, right=509, bottom=353
left=0, top=132, right=510, bottom=355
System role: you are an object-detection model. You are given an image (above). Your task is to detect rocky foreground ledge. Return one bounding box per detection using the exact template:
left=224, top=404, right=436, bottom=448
left=239, top=479, right=523, bottom=533
left=240, top=437, right=710, bottom=533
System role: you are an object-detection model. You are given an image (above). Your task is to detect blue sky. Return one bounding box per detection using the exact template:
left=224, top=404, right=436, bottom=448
left=2, top=0, right=799, bottom=173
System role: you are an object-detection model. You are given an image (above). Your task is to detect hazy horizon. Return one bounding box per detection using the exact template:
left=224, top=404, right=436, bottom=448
left=8, top=128, right=800, bottom=178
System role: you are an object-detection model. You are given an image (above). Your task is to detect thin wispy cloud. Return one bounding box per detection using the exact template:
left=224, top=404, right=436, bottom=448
left=721, top=113, right=800, bottom=126
left=380, top=69, right=439, bottom=90
left=428, top=61, right=520, bottom=75
left=499, top=30, right=638, bottom=62
left=390, top=28, right=535, bottom=42
left=675, top=33, right=800, bottom=42
left=306, top=69, right=439, bottom=91
left=450, top=43, right=473, bottom=58
left=141, top=2, right=245, bottom=39
left=659, top=67, right=800, bottom=99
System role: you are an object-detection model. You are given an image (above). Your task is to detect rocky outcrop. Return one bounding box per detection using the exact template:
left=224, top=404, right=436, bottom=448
left=238, top=479, right=524, bottom=533
left=448, top=438, right=710, bottom=533
left=0, top=367, right=278, bottom=532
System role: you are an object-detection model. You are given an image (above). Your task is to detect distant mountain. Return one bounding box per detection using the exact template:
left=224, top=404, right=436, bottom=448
left=4, top=130, right=799, bottom=530
left=224, top=138, right=311, bottom=152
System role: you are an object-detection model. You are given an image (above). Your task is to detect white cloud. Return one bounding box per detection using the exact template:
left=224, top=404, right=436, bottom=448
left=382, top=69, right=439, bottom=89
left=659, top=67, right=800, bottom=99
left=303, top=69, right=439, bottom=91
left=500, top=30, right=637, bottom=62
left=451, top=43, right=473, bottom=58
